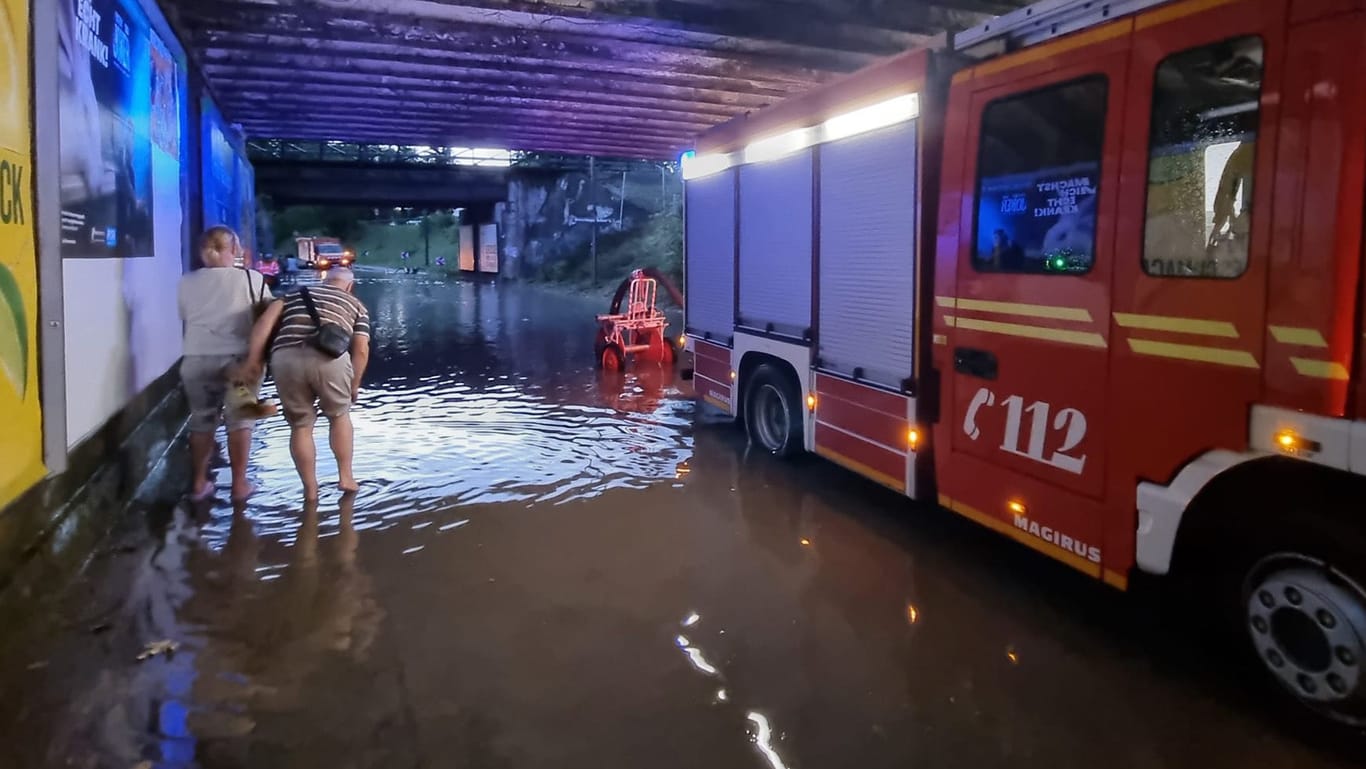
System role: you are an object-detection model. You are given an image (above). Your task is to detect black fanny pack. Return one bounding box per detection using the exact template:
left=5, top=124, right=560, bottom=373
left=300, top=287, right=353, bottom=359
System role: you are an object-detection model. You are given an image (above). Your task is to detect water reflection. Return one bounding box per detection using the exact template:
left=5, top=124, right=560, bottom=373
left=0, top=277, right=1351, bottom=769
left=219, top=277, right=693, bottom=542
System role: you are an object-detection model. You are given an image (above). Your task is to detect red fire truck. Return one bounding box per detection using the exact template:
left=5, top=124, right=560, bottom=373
left=682, top=0, right=1366, bottom=732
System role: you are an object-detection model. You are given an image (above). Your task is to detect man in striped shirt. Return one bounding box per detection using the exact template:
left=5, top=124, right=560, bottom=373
left=241, top=268, right=371, bottom=498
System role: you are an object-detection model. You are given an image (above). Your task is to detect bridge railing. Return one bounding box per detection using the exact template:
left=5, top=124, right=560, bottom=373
left=246, top=140, right=676, bottom=174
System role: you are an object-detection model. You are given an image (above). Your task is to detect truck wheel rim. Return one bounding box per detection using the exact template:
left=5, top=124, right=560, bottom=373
left=752, top=384, right=789, bottom=452
left=1245, top=556, right=1366, bottom=723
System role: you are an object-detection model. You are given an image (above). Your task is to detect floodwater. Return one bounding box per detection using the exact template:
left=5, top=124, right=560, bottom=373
left=0, top=276, right=1353, bottom=768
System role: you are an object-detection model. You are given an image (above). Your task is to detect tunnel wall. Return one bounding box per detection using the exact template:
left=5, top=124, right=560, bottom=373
left=0, top=0, right=44, bottom=510
left=497, top=164, right=680, bottom=280
left=0, top=0, right=251, bottom=518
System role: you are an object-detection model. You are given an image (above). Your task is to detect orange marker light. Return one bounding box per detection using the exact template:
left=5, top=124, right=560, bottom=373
left=729, top=371, right=737, bottom=380
left=1276, top=431, right=1297, bottom=449
left=1007, top=500, right=1027, bottom=516
left=800, top=538, right=812, bottom=547
left=906, top=605, right=919, bottom=625
left=908, top=428, right=920, bottom=449
left=806, top=394, right=816, bottom=411
left=678, top=335, right=686, bottom=347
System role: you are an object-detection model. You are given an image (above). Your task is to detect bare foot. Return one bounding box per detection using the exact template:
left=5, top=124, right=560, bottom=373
left=303, top=482, right=320, bottom=501
left=190, top=480, right=215, bottom=501
left=231, top=482, right=257, bottom=503
left=339, top=476, right=359, bottom=493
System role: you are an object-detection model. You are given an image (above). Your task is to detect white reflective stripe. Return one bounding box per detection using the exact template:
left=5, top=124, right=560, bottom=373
left=739, top=150, right=813, bottom=330
left=815, top=419, right=905, bottom=456
left=685, top=172, right=736, bottom=338
left=817, top=120, right=918, bottom=389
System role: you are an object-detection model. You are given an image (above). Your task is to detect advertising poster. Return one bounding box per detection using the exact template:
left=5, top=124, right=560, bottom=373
left=974, top=161, right=1099, bottom=273
left=201, top=96, right=234, bottom=233
left=0, top=0, right=45, bottom=506
left=236, top=153, right=255, bottom=257
left=58, top=0, right=154, bottom=259
left=478, top=224, right=498, bottom=273
left=201, top=97, right=255, bottom=258
left=458, top=225, right=474, bottom=271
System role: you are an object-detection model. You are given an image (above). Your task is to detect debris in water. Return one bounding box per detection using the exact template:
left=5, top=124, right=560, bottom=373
left=26, top=660, right=48, bottom=671
left=136, top=639, right=179, bottom=661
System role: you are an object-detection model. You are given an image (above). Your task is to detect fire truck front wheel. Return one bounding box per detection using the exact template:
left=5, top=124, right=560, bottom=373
left=744, top=364, right=803, bottom=457
left=1240, top=547, right=1366, bottom=732
left=1193, top=473, right=1366, bottom=738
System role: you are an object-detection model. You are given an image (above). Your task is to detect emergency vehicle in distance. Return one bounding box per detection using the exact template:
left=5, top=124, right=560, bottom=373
left=294, top=235, right=354, bottom=270
left=681, top=0, right=1366, bottom=734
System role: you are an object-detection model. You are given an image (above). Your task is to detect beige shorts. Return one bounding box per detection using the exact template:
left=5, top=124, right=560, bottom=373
left=271, top=345, right=353, bottom=427
left=181, top=354, right=262, bottom=433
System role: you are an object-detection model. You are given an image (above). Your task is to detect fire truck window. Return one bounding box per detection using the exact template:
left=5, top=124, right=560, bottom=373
left=1143, top=37, right=1263, bottom=278
left=973, top=76, right=1107, bottom=275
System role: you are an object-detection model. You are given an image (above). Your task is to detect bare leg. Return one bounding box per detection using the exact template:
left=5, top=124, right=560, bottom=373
left=291, top=425, right=320, bottom=500
left=189, top=431, right=215, bottom=496
left=330, top=413, right=358, bottom=492
left=227, top=427, right=254, bottom=501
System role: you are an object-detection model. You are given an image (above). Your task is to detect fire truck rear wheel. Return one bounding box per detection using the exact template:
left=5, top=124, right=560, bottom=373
left=744, top=364, right=802, bottom=457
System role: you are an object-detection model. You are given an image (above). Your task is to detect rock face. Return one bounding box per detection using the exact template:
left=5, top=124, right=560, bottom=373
left=496, top=162, right=680, bottom=279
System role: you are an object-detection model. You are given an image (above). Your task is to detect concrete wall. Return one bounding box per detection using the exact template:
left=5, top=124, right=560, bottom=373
left=2, top=0, right=252, bottom=519
left=497, top=163, right=678, bottom=279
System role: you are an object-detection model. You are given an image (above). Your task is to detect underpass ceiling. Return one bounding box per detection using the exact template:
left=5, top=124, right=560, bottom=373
left=163, top=0, right=1021, bottom=158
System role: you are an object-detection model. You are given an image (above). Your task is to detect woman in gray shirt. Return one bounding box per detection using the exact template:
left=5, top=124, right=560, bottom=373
left=178, top=226, right=268, bottom=501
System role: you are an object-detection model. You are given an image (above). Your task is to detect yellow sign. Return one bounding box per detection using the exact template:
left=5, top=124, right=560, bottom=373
left=0, top=0, right=44, bottom=508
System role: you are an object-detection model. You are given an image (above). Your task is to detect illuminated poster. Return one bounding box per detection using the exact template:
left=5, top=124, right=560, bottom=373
left=237, top=153, right=255, bottom=257
left=57, top=0, right=154, bottom=258
left=478, top=224, right=498, bottom=273
left=201, top=97, right=255, bottom=258
left=0, top=0, right=45, bottom=505
left=974, top=161, right=1098, bottom=273
left=458, top=225, right=474, bottom=271
left=201, top=96, right=234, bottom=232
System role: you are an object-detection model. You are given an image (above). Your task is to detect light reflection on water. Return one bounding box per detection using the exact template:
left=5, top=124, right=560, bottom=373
left=201, top=276, right=693, bottom=547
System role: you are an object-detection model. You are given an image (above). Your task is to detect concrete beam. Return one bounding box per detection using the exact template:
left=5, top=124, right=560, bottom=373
left=243, top=128, right=676, bottom=159
left=197, top=49, right=810, bottom=107
left=222, top=95, right=716, bottom=134
left=235, top=109, right=694, bottom=142
left=204, top=67, right=775, bottom=113
left=176, top=0, right=896, bottom=69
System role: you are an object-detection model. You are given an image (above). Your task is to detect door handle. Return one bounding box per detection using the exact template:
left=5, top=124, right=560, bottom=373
left=954, top=347, right=998, bottom=380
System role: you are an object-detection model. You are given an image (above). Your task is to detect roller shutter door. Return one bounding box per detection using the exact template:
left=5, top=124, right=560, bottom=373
left=817, top=121, right=918, bottom=389
left=685, top=171, right=736, bottom=341
left=738, top=150, right=813, bottom=337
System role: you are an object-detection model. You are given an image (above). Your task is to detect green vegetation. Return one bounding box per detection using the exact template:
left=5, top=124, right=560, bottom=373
left=346, top=219, right=461, bottom=270
left=530, top=213, right=682, bottom=301
left=267, top=203, right=461, bottom=270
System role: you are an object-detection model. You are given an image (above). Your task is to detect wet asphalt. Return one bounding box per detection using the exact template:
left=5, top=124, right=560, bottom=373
left=0, top=274, right=1355, bottom=768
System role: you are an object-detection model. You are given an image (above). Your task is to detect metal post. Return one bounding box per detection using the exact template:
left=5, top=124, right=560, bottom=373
left=34, top=0, right=68, bottom=469
left=589, top=155, right=598, bottom=286
left=619, top=169, right=627, bottom=227
left=423, top=213, right=430, bottom=267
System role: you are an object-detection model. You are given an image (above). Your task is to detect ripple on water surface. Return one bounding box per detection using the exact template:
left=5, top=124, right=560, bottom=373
left=202, top=277, right=695, bottom=547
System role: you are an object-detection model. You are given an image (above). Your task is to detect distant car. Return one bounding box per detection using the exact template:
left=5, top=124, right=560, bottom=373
left=257, top=254, right=280, bottom=286
left=295, top=236, right=355, bottom=270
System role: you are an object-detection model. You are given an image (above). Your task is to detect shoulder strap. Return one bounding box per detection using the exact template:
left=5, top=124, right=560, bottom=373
left=299, top=286, right=323, bottom=328
left=241, top=267, right=265, bottom=304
